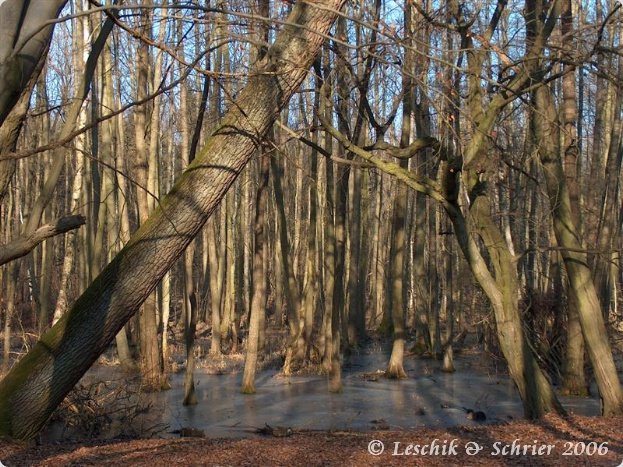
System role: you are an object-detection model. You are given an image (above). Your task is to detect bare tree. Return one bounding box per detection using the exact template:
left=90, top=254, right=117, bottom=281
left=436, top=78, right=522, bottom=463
left=0, top=0, right=346, bottom=440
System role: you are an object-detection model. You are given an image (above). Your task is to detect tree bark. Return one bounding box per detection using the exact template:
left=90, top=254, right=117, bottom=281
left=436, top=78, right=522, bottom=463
left=273, top=151, right=302, bottom=374
left=182, top=242, right=198, bottom=405
left=132, top=2, right=166, bottom=390
left=208, top=216, right=223, bottom=355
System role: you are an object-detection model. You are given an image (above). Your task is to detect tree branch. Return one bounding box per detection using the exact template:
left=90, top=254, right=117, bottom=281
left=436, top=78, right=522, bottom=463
left=275, top=121, right=374, bottom=168
left=363, top=137, right=439, bottom=160
left=0, top=215, right=86, bottom=266
left=317, top=97, right=447, bottom=205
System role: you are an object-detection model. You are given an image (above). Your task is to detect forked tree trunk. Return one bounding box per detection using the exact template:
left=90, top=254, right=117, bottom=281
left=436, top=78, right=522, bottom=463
left=454, top=0, right=564, bottom=418
left=0, top=0, right=345, bottom=439
left=457, top=194, right=565, bottom=419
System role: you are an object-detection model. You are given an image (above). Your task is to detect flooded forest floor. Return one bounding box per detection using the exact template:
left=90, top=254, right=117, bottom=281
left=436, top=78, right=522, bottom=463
left=1, top=332, right=623, bottom=465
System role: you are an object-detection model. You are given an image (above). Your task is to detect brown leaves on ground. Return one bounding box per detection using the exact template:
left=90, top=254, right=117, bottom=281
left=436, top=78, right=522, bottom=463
left=1, top=414, right=622, bottom=466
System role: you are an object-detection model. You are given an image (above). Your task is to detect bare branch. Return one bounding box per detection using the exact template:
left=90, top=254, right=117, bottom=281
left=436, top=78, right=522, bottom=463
left=317, top=94, right=446, bottom=204
left=363, top=137, right=439, bottom=160
left=0, top=215, right=86, bottom=266
left=275, top=121, right=374, bottom=168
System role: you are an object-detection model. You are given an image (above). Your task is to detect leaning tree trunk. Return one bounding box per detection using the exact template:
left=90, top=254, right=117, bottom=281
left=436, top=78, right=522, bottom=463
left=1, top=3, right=103, bottom=253
left=0, top=0, right=68, bottom=126
left=454, top=194, right=565, bottom=419
left=0, top=0, right=345, bottom=440
left=0, top=52, right=48, bottom=205
left=534, top=84, right=623, bottom=416
left=453, top=0, right=564, bottom=418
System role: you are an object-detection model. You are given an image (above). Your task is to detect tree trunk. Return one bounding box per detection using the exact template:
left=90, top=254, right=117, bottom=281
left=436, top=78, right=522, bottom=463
left=534, top=84, right=623, bottom=416
left=386, top=2, right=413, bottom=378
left=447, top=197, right=565, bottom=419
left=222, top=191, right=237, bottom=352
left=241, top=152, right=269, bottom=394
left=0, top=0, right=68, bottom=126
left=0, top=0, right=345, bottom=439
left=301, top=150, right=319, bottom=360
left=182, top=242, right=198, bottom=405
left=559, top=0, right=587, bottom=395
left=386, top=179, right=408, bottom=379
left=208, top=217, right=223, bottom=355
left=132, top=3, right=165, bottom=391
left=317, top=55, right=341, bottom=390
left=241, top=0, right=271, bottom=393
left=273, top=151, right=302, bottom=374
left=441, top=234, right=455, bottom=373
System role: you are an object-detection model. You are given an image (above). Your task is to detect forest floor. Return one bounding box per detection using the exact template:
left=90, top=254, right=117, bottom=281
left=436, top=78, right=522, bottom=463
left=1, top=331, right=623, bottom=465
left=1, top=413, right=623, bottom=466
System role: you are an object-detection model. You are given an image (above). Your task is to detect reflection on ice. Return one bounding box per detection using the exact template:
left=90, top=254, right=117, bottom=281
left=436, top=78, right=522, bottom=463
left=42, top=351, right=602, bottom=441
left=137, top=352, right=601, bottom=438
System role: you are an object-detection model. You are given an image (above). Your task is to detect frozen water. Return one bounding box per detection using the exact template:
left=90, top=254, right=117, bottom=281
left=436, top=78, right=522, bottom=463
left=142, top=352, right=601, bottom=438
left=42, top=351, right=602, bottom=440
